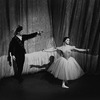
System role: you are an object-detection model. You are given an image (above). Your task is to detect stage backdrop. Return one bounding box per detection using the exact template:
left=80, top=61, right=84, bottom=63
left=0, top=0, right=100, bottom=76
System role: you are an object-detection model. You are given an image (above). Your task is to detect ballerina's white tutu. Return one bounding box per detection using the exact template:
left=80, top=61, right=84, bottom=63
left=47, top=45, right=84, bottom=81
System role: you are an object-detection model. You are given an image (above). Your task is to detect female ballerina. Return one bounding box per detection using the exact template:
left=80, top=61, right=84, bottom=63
left=43, top=37, right=89, bottom=88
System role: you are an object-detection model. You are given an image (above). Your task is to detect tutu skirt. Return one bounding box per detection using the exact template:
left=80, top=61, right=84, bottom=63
left=48, top=57, right=84, bottom=81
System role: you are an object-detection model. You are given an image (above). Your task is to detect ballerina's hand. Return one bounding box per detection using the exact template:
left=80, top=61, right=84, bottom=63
left=87, top=49, right=90, bottom=52
left=12, top=55, right=16, bottom=60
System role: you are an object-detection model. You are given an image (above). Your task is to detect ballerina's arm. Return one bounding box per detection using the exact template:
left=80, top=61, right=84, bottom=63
left=73, top=46, right=89, bottom=52
left=43, top=47, right=62, bottom=52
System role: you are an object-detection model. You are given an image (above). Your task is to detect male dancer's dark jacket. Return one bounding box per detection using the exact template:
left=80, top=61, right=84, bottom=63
left=7, top=33, right=38, bottom=78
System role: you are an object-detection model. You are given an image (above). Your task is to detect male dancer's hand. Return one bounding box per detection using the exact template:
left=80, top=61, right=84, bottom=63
left=12, top=55, right=16, bottom=61
left=37, top=31, right=43, bottom=36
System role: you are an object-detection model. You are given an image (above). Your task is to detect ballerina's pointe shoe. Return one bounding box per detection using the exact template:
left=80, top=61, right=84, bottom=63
left=62, top=84, right=69, bottom=89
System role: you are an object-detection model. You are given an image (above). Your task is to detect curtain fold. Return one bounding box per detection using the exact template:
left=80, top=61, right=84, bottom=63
left=47, top=0, right=67, bottom=46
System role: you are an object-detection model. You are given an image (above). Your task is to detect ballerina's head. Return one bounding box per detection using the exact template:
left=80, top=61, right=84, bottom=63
left=63, top=37, right=70, bottom=45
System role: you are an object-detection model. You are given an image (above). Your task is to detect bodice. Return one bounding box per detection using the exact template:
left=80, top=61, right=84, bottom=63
left=59, top=45, right=75, bottom=59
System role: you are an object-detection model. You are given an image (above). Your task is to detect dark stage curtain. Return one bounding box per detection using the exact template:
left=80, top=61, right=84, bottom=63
left=47, top=0, right=100, bottom=74
left=47, top=0, right=67, bottom=46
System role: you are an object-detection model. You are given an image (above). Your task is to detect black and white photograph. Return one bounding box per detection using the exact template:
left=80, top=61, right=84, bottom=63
left=0, top=0, right=100, bottom=100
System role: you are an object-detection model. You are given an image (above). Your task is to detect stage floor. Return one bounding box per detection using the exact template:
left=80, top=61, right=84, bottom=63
left=0, top=70, right=100, bottom=100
